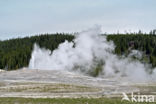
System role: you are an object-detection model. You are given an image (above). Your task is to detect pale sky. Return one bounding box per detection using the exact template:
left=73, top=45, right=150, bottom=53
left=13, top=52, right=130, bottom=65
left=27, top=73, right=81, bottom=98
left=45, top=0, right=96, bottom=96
left=0, top=0, right=156, bottom=40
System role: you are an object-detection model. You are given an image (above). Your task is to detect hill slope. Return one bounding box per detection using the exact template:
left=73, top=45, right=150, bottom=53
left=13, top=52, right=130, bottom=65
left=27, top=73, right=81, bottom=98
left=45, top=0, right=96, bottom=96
left=0, top=34, right=74, bottom=70
left=0, top=33, right=156, bottom=70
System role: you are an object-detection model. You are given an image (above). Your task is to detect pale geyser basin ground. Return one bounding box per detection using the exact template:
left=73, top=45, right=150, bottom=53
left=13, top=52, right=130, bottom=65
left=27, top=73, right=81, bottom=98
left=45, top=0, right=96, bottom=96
left=0, top=69, right=156, bottom=98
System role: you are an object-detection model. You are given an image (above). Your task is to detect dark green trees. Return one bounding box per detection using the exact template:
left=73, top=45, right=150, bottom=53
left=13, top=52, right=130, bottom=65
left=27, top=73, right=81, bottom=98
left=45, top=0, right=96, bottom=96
left=0, top=34, right=74, bottom=70
left=107, top=31, right=156, bottom=67
left=1, top=30, right=156, bottom=71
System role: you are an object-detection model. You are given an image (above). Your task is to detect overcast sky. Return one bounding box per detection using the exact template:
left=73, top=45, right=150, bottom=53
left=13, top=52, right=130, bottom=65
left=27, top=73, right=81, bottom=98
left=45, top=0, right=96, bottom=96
left=0, top=0, right=156, bottom=40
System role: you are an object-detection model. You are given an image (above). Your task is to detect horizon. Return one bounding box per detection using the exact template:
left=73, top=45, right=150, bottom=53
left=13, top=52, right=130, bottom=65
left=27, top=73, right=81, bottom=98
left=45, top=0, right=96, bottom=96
left=0, top=0, right=156, bottom=40
left=1, top=29, right=155, bottom=41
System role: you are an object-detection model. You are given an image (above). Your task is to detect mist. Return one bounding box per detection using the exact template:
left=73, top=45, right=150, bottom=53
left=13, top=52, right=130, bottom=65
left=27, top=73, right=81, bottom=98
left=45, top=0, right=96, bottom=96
left=28, top=26, right=156, bottom=82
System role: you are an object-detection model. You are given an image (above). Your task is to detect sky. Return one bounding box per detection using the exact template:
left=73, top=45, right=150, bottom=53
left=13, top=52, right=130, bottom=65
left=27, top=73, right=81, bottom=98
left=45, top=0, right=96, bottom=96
left=0, top=0, right=156, bottom=40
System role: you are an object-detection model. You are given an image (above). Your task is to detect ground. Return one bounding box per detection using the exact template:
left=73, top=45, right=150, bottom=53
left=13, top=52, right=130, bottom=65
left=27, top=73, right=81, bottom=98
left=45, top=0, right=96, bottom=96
left=1, top=97, right=156, bottom=104
left=0, top=69, right=156, bottom=103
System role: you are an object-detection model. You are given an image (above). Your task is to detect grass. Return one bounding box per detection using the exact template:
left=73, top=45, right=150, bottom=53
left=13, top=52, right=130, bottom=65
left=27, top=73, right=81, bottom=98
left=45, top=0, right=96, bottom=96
left=0, top=97, right=155, bottom=104
left=0, top=82, right=100, bottom=93
left=0, top=82, right=5, bottom=87
left=133, top=84, right=156, bottom=95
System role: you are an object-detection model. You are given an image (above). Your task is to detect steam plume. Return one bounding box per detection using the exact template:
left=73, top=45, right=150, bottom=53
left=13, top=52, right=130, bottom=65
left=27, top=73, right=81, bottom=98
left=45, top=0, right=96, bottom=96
left=28, top=26, right=156, bottom=82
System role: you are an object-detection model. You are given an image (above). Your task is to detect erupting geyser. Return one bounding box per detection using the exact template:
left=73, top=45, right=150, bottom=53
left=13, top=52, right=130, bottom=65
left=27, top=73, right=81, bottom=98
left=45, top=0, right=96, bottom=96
left=29, top=26, right=156, bottom=82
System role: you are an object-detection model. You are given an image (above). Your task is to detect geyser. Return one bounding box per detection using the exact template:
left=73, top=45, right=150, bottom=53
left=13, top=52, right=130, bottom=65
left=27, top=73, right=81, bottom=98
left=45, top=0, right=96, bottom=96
left=28, top=26, right=156, bottom=82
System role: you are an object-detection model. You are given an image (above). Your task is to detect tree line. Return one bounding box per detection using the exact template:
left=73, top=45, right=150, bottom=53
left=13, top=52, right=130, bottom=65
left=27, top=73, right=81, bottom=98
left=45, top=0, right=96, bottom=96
left=107, top=30, right=156, bottom=68
left=0, top=33, right=74, bottom=70
left=0, top=30, right=156, bottom=70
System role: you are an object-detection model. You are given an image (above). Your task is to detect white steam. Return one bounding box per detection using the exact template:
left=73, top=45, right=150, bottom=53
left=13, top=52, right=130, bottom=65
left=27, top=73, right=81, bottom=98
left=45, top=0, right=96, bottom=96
left=28, top=26, right=156, bottom=82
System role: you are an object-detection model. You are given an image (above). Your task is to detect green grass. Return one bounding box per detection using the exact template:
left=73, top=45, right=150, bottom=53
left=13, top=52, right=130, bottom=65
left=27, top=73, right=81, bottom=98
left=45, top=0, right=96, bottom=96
left=0, top=97, right=155, bottom=104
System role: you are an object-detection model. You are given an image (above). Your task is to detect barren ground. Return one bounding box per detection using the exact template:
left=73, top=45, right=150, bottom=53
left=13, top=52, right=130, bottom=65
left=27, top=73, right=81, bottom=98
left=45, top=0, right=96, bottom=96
left=0, top=69, right=155, bottom=98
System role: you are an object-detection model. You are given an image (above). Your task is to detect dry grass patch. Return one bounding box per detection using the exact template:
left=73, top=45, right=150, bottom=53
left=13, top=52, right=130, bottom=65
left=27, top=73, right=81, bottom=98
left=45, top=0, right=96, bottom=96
left=0, top=82, right=101, bottom=93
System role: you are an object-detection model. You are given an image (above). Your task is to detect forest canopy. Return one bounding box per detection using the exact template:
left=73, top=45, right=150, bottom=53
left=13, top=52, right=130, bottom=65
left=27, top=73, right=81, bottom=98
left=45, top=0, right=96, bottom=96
left=0, top=33, right=74, bottom=70
left=0, top=30, right=156, bottom=70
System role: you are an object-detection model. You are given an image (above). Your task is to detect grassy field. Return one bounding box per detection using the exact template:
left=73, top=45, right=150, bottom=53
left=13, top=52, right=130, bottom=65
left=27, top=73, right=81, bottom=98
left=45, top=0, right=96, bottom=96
left=0, top=97, right=155, bottom=104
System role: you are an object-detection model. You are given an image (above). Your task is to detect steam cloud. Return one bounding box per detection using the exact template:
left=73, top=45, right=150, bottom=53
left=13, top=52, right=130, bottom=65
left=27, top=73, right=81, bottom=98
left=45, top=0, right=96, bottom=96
left=28, top=26, right=156, bottom=82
